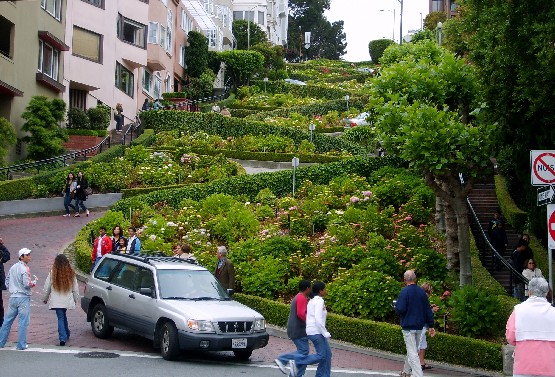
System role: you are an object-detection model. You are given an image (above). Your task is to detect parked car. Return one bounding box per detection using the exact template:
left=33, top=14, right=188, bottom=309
left=342, top=112, right=369, bottom=128
left=284, top=78, right=307, bottom=86
left=81, top=254, right=268, bottom=360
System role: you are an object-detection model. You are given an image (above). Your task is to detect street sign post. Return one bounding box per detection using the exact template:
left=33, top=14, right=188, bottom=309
left=537, top=185, right=555, bottom=206
left=531, top=150, right=555, bottom=186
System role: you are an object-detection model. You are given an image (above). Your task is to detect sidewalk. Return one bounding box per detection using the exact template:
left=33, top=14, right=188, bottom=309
left=0, top=213, right=502, bottom=376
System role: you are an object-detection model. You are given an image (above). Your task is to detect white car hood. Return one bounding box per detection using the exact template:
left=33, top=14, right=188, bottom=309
left=160, top=299, right=263, bottom=321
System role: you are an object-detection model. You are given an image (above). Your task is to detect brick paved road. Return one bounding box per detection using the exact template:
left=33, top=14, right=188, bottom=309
left=0, top=214, right=496, bottom=376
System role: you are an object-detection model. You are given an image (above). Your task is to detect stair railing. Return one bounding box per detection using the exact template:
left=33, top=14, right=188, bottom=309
left=0, top=135, right=111, bottom=180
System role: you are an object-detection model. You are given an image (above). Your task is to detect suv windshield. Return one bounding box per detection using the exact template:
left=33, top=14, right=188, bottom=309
left=158, top=269, right=229, bottom=300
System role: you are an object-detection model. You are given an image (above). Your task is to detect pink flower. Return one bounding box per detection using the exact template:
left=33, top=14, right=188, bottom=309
left=362, top=191, right=373, bottom=197
left=289, top=206, right=297, bottom=211
left=405, top=216, right=412, bottom=221
left=441, top=291, right=451, bottom=300
left=350, top=196, right=360, bottom=203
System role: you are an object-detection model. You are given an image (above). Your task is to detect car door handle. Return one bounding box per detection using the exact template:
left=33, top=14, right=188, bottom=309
left=129, top=294, right=135, bottom=299
left=106, top=286, right=112, bottom=290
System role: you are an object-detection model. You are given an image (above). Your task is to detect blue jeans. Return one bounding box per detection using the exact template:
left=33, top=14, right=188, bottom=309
left=295, top=334, right=332, bottom=377
left=0, top=296, right=31, bottom=350
left=277, top=336, right=309, bottom=376
left=55, top=308, right=70, bottom=342
left=75, top=198, right=87, bottom=213
left=64, top=193, right=76, bottom=214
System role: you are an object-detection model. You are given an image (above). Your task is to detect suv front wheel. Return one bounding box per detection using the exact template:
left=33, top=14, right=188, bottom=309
left=91, top=303, right=114, bottom=339
left=160, top=322, right=180, bottom=360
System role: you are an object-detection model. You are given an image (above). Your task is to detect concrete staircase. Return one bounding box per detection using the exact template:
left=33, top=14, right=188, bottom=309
left=468, top=182, right=521, bottom=293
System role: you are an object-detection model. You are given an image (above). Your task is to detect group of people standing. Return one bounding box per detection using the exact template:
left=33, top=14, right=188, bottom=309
left=63, top=171, right=90, bottom=217
left=0, top=241, right=79, bottom=349
left=91, top=225, right=142, bottom=270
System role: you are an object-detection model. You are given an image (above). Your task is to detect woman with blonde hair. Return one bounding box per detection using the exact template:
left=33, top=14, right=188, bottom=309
left=42, top=254, right=79, bottom=346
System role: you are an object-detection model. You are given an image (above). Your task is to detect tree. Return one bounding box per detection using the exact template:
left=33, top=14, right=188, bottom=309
left=250, top=42, right=286, bottom=79
left=370, top=42, right=494, bottom=286
left=287, top=0, right=346, bottom=60
left=185, top=31, right=209, bottom=78
left=368, top=39, right=395, bottom=63
left=456, top=0, right=555, bottom=235
left=232, top=20, right=268, bottom=50
left=0, top=117, right=16, bottom=165
left=218, top=50, right=264, bottom=90
left=21, top=96, right=67, bottom=160
left=423, top=11, right=447, bottom=31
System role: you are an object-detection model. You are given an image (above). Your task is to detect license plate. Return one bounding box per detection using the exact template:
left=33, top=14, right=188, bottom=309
left=232, top=338, right=247, bottom=349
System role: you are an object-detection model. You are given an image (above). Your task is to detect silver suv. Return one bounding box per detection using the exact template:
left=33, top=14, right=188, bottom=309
left=81, top=254, right=269, bottom=360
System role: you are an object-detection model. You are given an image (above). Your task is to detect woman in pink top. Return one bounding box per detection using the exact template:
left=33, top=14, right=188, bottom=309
left=506, top=277, right=555, bottom=376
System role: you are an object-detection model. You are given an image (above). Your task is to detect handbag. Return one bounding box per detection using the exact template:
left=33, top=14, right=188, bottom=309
left=84, top=187, right=93, bottom=196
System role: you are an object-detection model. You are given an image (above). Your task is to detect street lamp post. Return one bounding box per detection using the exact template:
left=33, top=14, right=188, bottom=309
left=308, top=123, right=315, bottom=143
left=292, top=157, right=299, bottom=196
left=345, top=95, right=350, bottom=111
left=398, top=0, right=404, bottom=45
left=263, top=77, right=268, bottom=93
left=437, top=21, right=443, bottom=45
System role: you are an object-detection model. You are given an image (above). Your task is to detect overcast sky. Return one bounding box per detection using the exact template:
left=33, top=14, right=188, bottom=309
left=325, top=0, right=430, bottom=62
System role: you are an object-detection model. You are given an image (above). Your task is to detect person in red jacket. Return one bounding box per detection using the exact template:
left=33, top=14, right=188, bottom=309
left=91, top=227, right=112, bottom=272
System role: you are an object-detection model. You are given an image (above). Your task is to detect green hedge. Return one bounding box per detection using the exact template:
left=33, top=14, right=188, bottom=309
left=154, top=146, right=345, bottom=164
left=250, top=81, right=351, bottom=99
left=112, top=156, right=405, bottom=212
left=495, top=175, right=527, bottom=233
left=139, top=111, right=364, bottom=155
left=245, top=97, right=369, bottom=122
left=234, top=293, right=502, bottom=371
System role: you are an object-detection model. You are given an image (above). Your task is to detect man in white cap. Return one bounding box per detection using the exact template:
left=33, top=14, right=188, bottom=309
left=0, top=248, right=37, bottom=350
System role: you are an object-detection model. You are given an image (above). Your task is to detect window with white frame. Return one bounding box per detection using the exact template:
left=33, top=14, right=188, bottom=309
left=153, top=73, right=162, bottom=99
left=181, top=10, right=193, bottom=34
left=258, top=11, right=264, bottom=26
left=165, top=9, right=173, bottom=54
left=115, top=61, right=134, bottom=97
left=200, top=0, right=214, bottom=14
left=205, top=29, right=216, bottom=48
left=38, top=40, right=60, bottom=80
left=160, top=25, right=166, bottom=49
left=165, top=73, right=171, bottom=93
left=148, top=22, right=159, bottom=44
left=72, top=26, right=102, bottom=63
left=142, top=68, right=153, bottom=94
left=41, top=0, right=62, bottom=21
left=179, top=44, right=186, bottom=68
left=117, top=14, right=146, bottom=48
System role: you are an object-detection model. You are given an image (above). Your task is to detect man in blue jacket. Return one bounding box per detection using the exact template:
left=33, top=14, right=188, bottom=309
left=395, top=270, right=436, bottom=377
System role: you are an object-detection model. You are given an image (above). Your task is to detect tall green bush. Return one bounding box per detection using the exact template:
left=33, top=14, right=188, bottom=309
left=0, top=117, right=16, bottom=165
left=448, top=285, right=502, bottom=337
left=368, top=39, right=396, bottom=64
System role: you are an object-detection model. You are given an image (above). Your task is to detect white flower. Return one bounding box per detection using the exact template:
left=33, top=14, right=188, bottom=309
left=149, top=235, right=157, bottom=241
left=167, top=222, right=177, bottom=227
left=245, top=202, right=251, bottom=206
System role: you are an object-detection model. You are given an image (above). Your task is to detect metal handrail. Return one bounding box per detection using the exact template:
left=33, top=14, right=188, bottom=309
left=0, top=135, right=111, bottom=180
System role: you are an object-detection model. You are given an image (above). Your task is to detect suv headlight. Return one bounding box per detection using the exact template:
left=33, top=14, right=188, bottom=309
left=253, top=318, right=266, bottom=331
left=187, top=319, right=215, bottom=332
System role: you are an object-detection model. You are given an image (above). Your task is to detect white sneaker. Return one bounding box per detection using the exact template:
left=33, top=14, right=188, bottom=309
left=288, top=360, right=297, bottom=377
left=274, top=359, right=287, bottom=375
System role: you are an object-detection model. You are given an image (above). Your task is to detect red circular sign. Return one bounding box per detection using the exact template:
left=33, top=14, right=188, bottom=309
left=533, top=153, right=555, bottom=184
left=549, top=210, right=555, bottom=243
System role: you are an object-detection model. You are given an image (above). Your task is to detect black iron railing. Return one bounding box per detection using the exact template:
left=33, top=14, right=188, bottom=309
left=0, top=135, right=111, bottom=180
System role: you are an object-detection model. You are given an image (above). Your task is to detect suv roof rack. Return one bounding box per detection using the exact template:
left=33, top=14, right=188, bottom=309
left=113, top=252, right=199, bottom=266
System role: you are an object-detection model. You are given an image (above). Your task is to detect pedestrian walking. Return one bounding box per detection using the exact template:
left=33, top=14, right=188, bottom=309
left=289, top=281, right=332, bottom=377
left=506, top=277, right=555, bottom=376
left=62, top=172, right=77, bottom=217
left=42, top=254, right=79, bottom=346
left=0, top=237, right=11, bottom=327
left=0, top=248, right=37, bottom=350
left=73, top=171, right=90, bottom=217
left=275, top=280, right=312, bottom=376
left=418, top=282, right=438, bottom=371
left=91, top=226, right=112, bottom=271
left=214, top=245, right=234, bottom=290
left=395, top=270, right=436, bottom=377
left=115, top=103, right=124, bottom=132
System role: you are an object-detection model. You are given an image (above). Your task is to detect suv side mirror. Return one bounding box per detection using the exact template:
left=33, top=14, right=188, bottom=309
left=140, top=287, right=154, bottom=298
left=226, top=288, right=234, bottom=297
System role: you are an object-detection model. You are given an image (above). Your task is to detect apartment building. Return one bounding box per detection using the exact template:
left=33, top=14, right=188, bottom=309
left=429, top=0, right=457, bottom=18
left=232, top=0, right=288, bottom=47
left=0, top=0, right=69, bottom=162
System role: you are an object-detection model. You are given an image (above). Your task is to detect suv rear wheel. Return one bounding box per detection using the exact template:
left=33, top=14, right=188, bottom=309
left=91, top=303, right=114, bottom=338
left=233, top=350, right=253, bottom=360
left=160, top=322, right=180, bottom=360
